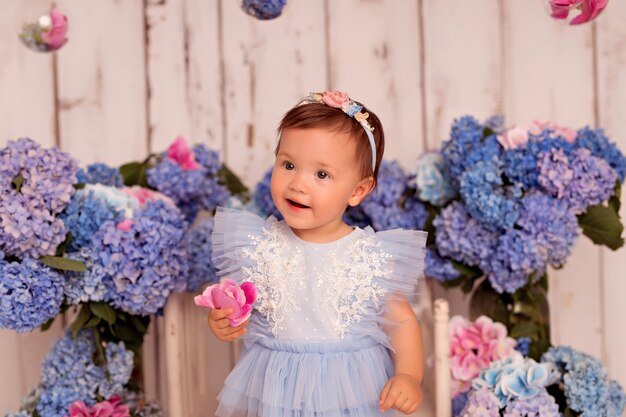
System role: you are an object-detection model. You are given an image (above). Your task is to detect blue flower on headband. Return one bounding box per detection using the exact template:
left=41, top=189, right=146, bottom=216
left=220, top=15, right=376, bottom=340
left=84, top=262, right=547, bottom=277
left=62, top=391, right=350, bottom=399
left=346, top=104, right=363, bottom=117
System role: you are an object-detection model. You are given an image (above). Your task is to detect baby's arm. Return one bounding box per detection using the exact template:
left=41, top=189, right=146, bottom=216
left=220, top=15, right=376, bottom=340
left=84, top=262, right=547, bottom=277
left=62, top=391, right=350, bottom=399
left=379, top=299, right=424, bottom=415
left=207, top=308, right=249, bottom=342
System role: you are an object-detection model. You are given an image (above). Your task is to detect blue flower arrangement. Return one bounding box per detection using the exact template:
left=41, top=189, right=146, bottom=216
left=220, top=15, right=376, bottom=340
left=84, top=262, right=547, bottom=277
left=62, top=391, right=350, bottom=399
left=411, top=116, right=625, bottom=358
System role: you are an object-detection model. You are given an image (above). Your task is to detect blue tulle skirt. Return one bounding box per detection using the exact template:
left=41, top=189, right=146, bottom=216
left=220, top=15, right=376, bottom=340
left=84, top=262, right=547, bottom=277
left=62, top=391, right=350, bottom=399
left=215, top=336, right=395, bottom=417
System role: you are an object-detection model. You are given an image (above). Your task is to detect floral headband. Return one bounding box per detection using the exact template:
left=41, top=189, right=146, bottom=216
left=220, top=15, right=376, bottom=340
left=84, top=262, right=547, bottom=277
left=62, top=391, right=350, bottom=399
left=299, top=91, right=377, bottom=172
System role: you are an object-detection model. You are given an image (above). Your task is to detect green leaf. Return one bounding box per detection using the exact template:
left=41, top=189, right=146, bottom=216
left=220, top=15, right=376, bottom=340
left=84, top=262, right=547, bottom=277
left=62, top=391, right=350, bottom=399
left=12, top=174, right=24, bottom=193
left=130, top=314, right=149, bottom=334
left=71, top=305, right=92, bottom=338
left=564, top=408, right=576, bottom=417
left=40, top=316, right=56, bottom=332
left=113, top=324, right=144, bottom=344
left=609, top=180, right=622, bottom=213
left=39, top=256, right=87, bottom=272
left=89, top=302, right=117, bottom=325
left=451, top=261, right=483, bottom=280
left=528, top=336, right=551, bottom=361
left=469, top=284, right=509, bottom=325
left=509, top=321, right=540, bottom=339
left=55, top=232, right=73, bottom=257
left=84, top=316, right=102, bottom=328
left=219, top=164, right=249, bottom=195
left=120, top=161, right=149, bottom=187
left=578, top=204, right=624, bottom=250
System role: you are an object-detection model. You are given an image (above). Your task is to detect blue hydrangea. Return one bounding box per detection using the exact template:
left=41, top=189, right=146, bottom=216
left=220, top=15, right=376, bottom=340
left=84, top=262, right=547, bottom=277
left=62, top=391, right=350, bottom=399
left=541, top=345, right=626, bottom=417
left=37, top=330, right=134, bottom=417
left=187, top=218, right=218, bottom=292
left=576, top=127, right=626, bottom=182
left=515, top=337, right=531, bottom=356
left=62, top=249, right=107, bottom=305
left=565, top=148, right=617, bottom=213
left=473, top=354, right=551, bottom=407
left=0, top=257, right=64, bottom=332
left=357, top=160, right=429, bottom=231
left=460, top=160, right=521, bottom=231
left=76, top=163, right=123, bottom=187
left=98, top=341, right=134, bottom=398
left=502, top=391, right=560, bottom=417
left=343, top=205, right=372, bottom=229
left=60, top=188, right=125, bottom=251
left=253, top=167, right=282, bottom=219
left=516, top=193, right=578, bottom=268
left=147, top=145, right=230, bottom=221
left=409, top=151, right=457, bottom=206
left=241, top=0, right=287, bottom=20
left=458, top=387, right=500, bottom=417
left=452, top=392, right=469, bottom=417
left=504, top=135, right=576, bottom=189
left=433, top=202, right=499, bottom=267
left=482, top=230, right=546, bottom=293
left=441, top=116, right=488, bottom=183
left=88, top=200, right=188, bottom=315
left=425, top=248, right=461, bottom=282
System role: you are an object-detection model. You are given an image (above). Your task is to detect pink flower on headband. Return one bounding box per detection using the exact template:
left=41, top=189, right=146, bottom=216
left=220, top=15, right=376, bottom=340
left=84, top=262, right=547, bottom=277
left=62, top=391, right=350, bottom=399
left=322, top=91, right=350, bottom=109
left=167, top=136, right=200, bottom=170
left=194, top=279, right=257, bottom=327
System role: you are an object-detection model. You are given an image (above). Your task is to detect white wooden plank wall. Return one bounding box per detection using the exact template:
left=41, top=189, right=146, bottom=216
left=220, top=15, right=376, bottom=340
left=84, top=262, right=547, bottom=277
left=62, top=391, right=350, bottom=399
left=1, top=1, right=625, bottom=416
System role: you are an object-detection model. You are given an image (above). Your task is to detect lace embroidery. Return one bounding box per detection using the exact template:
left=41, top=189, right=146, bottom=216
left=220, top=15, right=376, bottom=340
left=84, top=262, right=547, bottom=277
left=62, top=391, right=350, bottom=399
left=318, top=235, right=390, bottom=338
left=241, top=224, right=304, bottom=336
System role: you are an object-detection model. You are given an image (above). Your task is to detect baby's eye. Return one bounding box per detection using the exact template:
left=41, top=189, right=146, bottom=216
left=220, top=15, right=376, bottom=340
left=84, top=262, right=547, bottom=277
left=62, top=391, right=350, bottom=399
left=283, top=161, right=295, bottom=170
left=316, top=170, right=329, bottom=180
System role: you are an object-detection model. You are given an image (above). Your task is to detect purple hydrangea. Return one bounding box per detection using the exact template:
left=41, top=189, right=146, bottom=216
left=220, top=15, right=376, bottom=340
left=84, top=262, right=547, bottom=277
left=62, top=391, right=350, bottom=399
left=76, top=163, right=123, bottom=187
left=87, top=200, right=189, bottom=315
left=357, top=160, right=428, bottom=231
left=37, top=330, right=133, bottom=417
left=460, top=160, right=521, bottom=231
left=433, top=202, right=499, bottom=267
left=62, top=249, right=107, bottom=305
left=425, top=248, right=461, bottom=282
left=0, top=256, right=64, bottom=332
left=187, top=218, right=218, bottom=292
left=241, top=0, right=287, bottom=20
left=576, top=127, right=626, bottom=182
left=458, top=387, right=501, bottom=417
left=502, top=391, right=560, bottom=417
left=516, top=193, right=579, bottom=268
left=253, top=167, right=282, bottom=219
left=452, top=392, right=469, bottom=417
left=147, top=145, right=230, bottom=221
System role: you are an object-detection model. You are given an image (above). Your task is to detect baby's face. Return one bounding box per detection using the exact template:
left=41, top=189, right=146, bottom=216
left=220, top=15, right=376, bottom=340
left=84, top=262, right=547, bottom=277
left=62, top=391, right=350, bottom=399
left=270, top=127, right=371, bottom=242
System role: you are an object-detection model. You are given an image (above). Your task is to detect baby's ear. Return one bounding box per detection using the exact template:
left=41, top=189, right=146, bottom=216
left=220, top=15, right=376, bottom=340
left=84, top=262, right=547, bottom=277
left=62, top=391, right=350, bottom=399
left=348, top=176, right=375, bottom=207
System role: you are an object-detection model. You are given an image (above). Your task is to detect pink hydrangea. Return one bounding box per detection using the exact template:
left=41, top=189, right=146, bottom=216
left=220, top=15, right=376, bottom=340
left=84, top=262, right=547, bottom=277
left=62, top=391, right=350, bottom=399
left=122, top=186, right=174, bottom=206
left=41, top=8, right=68, bottom=50
left=195, top=278, right=257, bottom=326
left=498, top=120, right=576, bottom=150
left=449, top=315, right=517, bottom=396
left=65, top=396, right=129, bottom=417
left=166, top=136, right=200, bottom=170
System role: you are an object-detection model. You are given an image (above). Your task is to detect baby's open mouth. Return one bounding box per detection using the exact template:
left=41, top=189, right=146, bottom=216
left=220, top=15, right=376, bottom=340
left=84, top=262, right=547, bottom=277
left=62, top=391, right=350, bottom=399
left=287, top=199, right=310, bottom=209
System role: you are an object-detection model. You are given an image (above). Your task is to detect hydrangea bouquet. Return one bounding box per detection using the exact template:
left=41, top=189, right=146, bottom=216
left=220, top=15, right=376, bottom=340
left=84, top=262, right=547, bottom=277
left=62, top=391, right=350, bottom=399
left=448, top=315, right=625, bottom=417
left=411, top=116, right=625, bottom=358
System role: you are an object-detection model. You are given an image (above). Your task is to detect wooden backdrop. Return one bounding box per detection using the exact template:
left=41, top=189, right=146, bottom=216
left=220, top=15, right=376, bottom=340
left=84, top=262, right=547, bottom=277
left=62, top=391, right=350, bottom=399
left=1, top=1, right=625, bottom=416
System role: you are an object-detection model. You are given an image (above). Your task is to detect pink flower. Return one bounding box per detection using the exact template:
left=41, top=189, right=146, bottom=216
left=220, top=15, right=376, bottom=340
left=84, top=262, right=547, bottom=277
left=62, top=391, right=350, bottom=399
left=497, top=126, right=529, bottom=150
left=116, top=219, right=134, bottom=231
left=549, top=0, right=608, bottom=24
left=41, top=8, right=68, bottom=50
left=122, top=186, right=174, bottom=206
left=528, top=120, right=576, bottom=142
left=65, top=397, right=130, bottom=417
left=448, top=315, right=517, bottom=397
left=322, top=91, right=350, bottom=109
left=194, top=278, right=257, bottom=326
left=166, top=136, right=200, bottom=171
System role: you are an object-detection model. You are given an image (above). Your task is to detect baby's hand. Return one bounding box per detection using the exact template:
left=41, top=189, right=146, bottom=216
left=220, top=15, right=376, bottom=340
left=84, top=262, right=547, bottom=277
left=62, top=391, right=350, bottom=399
left=207, top=308, right=248, bottom=342
left=379, top=373, right=423, bottom=415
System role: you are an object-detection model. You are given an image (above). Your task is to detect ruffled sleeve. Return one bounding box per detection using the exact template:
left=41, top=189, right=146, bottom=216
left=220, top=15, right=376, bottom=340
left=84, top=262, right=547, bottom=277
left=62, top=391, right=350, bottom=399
left=211, top=206, right=270, bottom=283
left=374, top=228, right=427, bottom=301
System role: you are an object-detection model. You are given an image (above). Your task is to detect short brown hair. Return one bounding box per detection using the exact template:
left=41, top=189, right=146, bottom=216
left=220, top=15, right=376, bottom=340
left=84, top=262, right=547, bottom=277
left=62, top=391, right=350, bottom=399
left=276, top=102, right=385, bottom=186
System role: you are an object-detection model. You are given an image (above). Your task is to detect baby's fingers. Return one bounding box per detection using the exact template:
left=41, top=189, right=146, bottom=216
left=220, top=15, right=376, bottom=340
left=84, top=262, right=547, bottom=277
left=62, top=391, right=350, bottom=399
left=209, top=307, right=234, bottom=320
left=380, top=385, right=401, bottom=413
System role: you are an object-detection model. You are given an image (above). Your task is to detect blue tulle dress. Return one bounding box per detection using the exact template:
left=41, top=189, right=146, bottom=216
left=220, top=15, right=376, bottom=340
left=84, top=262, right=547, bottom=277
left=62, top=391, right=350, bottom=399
left=211, top=207, right=427, bottom=417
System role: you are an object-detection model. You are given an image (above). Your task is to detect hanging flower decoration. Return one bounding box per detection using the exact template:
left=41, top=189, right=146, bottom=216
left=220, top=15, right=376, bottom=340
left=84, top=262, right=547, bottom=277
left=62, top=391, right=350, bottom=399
left=241, top=0, right=288, bottom=20
left=545, top=0, right=609, bottom=25
left=19, top=7, right=68, bottom=52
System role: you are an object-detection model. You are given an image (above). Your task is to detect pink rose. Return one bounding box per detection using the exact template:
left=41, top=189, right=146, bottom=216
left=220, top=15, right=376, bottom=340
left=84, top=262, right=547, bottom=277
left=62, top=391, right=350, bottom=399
left=322, top=91, right=350, bottom=109
left=41, top=8, right=68, bottom=50
left=166, top=136, right=200, bottom=171
left=528, top=120, right=576, bottom=142
left=67, top=401, right=90, bottom=417
left=66, top=397, right=129, bottom=417
left=122, top=186, right=173, bottom=206
left=549, top=0, right=608, bottom=24
left=497, top=126, right=529, bottom=150
left=448, top=315, right=518, bottom=397
left=195, top=278, right=257, bottom=327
